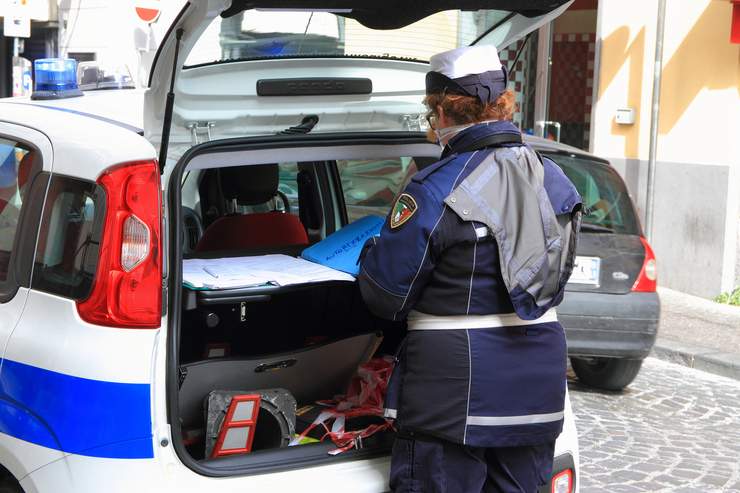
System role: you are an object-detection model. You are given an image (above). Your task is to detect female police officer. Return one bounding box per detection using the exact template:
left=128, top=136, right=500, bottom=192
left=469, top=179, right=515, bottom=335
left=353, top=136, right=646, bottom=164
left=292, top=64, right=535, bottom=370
left=358, top=45, right=582, bottom=493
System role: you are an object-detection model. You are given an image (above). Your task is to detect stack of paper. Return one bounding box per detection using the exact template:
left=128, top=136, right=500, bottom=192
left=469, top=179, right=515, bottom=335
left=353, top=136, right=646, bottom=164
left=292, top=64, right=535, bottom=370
left=183, top=254, right=356, bottom=290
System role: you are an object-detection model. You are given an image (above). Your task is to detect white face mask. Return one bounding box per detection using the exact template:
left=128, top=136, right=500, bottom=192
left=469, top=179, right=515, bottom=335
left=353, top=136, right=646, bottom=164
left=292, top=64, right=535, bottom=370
left=434, top=123, right=475, bottom=148
left=433, top=119, right=500, bottom=149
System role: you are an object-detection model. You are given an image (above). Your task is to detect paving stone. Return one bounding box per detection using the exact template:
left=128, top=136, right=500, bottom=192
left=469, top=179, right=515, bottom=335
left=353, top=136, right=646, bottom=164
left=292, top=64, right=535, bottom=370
left=571, top=357, right=740, bottom=492
left=672, top=469, right=702, bottom=480
left=631, top=462, right=668, bottom=474
left=701, top=475, right=731, bottom=488
left=671, top=488, right=708, bottom=493
left=606, top=485, right=644, bottom=493
left=609, top=469, right=648, bottom=482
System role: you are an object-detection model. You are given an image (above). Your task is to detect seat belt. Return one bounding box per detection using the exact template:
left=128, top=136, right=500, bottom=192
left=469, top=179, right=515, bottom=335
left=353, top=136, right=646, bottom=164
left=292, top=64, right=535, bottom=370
left=449, top=132, right=550, bottom=170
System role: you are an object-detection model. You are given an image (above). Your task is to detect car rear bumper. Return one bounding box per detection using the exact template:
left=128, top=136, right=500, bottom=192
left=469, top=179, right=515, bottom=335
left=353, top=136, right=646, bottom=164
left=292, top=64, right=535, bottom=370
left=538, top=452, right=577, bottom=493
left=558, top=291, right=660, bottom=359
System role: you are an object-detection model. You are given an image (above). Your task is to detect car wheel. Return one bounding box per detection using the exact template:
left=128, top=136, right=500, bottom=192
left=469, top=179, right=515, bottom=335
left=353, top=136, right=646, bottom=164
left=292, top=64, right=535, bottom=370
left=571, top=357, right=643, bottom=391
left=0, top=477, right=23, bottom=493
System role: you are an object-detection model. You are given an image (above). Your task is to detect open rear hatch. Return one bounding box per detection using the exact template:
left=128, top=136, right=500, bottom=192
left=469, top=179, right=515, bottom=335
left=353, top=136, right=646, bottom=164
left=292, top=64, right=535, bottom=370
left=157, top=0, right=572, bottom=479
left=144, top=0, right=572, bottom=169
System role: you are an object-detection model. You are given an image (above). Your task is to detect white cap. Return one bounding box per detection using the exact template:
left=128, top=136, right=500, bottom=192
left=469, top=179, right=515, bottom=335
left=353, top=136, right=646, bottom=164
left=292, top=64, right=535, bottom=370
left=429, top=45, right=503, bottom=80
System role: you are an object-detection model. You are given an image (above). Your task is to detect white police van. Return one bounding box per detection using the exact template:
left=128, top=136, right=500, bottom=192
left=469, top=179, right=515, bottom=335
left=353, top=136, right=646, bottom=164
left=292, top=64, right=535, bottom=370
left=0, top=1, right=579, bottom=491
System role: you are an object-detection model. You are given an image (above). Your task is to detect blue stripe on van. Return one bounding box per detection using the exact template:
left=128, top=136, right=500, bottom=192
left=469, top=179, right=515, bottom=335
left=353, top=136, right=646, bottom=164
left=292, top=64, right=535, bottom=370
left=0, top=359, right=153, bottom=459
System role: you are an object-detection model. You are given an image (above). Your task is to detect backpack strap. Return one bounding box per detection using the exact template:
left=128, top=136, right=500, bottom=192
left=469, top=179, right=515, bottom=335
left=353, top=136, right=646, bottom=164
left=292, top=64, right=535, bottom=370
left=448, top=132, right=522, bottom=155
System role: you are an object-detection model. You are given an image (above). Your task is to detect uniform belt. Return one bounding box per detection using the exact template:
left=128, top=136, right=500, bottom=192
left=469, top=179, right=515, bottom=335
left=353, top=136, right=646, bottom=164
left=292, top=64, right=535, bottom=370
left=406, top=309, right=558, bottom=330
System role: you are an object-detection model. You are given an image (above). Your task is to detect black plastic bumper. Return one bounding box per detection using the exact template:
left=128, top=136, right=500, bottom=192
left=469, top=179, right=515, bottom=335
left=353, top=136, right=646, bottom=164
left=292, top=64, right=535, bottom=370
left=558, top=290, right=660, bottom=359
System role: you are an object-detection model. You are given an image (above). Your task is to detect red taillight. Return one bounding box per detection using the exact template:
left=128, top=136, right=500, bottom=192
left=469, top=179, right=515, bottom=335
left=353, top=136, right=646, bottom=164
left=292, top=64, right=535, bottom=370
left=632, top=236, right=657, bottom=292
left=77, top=161, right=162, bottom=328
left=551, top=468, right=574, bottom=493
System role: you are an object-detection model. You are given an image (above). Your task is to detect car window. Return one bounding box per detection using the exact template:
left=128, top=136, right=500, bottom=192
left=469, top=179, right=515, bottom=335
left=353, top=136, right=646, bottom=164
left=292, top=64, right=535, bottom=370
left=0, top=139, right=38, bottom=286
left=544, top=153, right=640, bottom=235
left=277, top=163, right=300, bottom=216
left=185, top=10, right=510, bottom=66
left=338, top=157, right=420, bottom=223
left=31, top=176, right=105, bottom=301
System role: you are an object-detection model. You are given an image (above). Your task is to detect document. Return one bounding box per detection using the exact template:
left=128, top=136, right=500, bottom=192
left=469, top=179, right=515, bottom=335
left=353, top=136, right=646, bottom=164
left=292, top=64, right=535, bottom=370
left=183, top=254, right=356, bottom=290
left=301, top=215, right=385, bottom=275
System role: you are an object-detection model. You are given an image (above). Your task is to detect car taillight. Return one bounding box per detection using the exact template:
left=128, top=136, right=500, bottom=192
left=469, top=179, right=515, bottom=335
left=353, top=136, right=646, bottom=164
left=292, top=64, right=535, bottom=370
left=77, top=161, right=162, bottom=328
left=632, top=236, right=657, bottom=292
left=551, top=468, right=574, bottom=493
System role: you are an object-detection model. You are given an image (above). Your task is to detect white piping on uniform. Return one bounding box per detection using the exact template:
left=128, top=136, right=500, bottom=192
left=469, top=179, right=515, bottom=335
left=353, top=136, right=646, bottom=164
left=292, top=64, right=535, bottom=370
left=463, top=329, right=472, bottom=445
left=406, top=309, right=558, bottom=330
left=456, top=154, right=480, bottom=444
left=466, top=223, right=477, bottom=315
left=466, top=411, right=564, bottom=427
left=394, top=209, right=446, bottom=319
left=394, top=151, right=480, bottom=319
left=452, top=150, right=479, bottom=188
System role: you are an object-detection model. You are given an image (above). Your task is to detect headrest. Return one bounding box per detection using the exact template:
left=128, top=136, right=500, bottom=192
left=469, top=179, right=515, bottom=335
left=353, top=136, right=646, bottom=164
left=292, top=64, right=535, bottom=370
left=219, top=164, right=279, bottom=206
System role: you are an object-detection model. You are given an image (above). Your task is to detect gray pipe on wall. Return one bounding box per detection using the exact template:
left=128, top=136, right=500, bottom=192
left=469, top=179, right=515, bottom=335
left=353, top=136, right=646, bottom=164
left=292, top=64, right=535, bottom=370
left=645, top=0, right=667, bottom=241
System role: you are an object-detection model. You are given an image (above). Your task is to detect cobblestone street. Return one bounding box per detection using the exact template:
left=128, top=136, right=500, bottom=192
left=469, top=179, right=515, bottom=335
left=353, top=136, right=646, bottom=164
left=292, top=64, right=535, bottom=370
left=570, top=357, right=740, bottom=492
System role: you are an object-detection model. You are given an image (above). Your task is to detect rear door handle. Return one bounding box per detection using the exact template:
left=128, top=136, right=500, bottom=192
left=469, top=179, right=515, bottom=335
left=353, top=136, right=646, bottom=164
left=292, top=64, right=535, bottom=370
left=254, top=359, right=297, bottom=373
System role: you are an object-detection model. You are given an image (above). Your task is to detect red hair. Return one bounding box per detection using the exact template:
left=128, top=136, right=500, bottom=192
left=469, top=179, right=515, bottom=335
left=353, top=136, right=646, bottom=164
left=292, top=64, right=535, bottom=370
left=424, top=89, right=516, bottom=125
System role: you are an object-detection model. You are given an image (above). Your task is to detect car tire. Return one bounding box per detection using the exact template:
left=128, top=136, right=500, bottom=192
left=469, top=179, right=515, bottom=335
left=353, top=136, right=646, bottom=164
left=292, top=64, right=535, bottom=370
left=571, top=357, right=643, bottom=391
left=0, top=477, right=23, bottom=493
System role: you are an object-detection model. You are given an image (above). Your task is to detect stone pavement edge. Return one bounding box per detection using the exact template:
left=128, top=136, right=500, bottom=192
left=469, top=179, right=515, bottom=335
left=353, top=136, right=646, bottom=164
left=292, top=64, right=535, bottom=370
left=650, top=287, right=740, bottom=380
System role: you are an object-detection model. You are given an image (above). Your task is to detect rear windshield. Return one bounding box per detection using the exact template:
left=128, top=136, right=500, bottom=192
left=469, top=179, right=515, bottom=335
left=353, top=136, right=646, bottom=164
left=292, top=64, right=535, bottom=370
left=544, top=154, right=641, bottom=235
left=337, top=157, right=426, bottom=222
left=185, top=9, right=510, bottom=66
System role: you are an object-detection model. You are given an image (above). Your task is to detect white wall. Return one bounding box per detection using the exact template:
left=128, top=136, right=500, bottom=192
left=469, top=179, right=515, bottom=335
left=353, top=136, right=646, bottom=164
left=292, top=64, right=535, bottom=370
left=60, top=0, right=187, bottom=87
left=592, top=0, right=740, bottom=297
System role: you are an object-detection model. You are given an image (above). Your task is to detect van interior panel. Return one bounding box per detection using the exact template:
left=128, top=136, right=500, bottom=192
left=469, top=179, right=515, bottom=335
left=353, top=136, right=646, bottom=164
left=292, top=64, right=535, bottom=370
left=175, top=149, right=426, bottom=465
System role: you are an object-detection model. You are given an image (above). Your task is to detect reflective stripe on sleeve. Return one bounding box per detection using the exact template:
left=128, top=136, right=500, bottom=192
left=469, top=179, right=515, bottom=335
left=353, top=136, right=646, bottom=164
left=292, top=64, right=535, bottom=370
left=466, top=411, right=564, bottom=427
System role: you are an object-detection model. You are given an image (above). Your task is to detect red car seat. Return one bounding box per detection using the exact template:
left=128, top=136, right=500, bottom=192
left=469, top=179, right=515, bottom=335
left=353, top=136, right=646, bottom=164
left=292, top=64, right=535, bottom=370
left=195, top=164, right=308, bottom=252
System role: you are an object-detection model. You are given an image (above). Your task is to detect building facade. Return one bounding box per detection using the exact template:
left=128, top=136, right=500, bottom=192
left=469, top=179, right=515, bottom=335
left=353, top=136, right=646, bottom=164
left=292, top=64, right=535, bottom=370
left=592, top=0, right=740, bottom=298
left=0, top=0, right=59, bottom=97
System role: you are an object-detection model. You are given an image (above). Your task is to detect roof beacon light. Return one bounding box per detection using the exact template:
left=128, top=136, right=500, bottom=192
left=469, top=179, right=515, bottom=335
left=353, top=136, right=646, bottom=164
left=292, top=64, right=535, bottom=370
left=32, top=58, right=83, bottom=100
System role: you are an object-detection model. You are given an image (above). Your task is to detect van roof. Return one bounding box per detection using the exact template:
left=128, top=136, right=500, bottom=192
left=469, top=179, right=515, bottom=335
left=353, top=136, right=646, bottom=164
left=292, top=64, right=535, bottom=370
left=3, top=90, right=146, bottom=133
left=0, top=97, right=155, bottom=181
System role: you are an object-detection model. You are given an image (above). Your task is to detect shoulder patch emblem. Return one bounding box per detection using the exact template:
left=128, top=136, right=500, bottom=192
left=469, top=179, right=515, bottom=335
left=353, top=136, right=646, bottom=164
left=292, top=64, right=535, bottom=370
left=390, top=193, right=418, bottom=229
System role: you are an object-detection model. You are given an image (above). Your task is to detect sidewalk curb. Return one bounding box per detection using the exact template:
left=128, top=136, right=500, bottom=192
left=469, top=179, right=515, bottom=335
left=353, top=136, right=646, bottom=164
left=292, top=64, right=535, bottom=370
left=652, top=337, right=740, bottom=381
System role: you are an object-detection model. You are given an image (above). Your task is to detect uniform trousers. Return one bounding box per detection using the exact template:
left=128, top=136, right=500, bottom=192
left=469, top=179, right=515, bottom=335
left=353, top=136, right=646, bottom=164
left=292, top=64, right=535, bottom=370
left=389, top=432, right=555, bottom=493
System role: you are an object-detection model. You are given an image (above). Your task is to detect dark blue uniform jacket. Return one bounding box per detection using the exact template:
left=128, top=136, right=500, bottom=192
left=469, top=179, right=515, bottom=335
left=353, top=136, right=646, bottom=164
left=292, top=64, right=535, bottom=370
left=358, top=121, right=582, bottom=448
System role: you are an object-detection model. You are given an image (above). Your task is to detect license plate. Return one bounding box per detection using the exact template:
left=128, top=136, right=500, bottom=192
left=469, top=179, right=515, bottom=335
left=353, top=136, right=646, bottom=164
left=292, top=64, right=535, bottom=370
left=569, top=256, right=601, bottom=285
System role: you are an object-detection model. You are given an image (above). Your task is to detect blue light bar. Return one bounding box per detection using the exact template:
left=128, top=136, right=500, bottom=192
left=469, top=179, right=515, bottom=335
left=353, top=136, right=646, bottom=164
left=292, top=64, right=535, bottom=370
left=32, top=58, right=83, bottom=100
